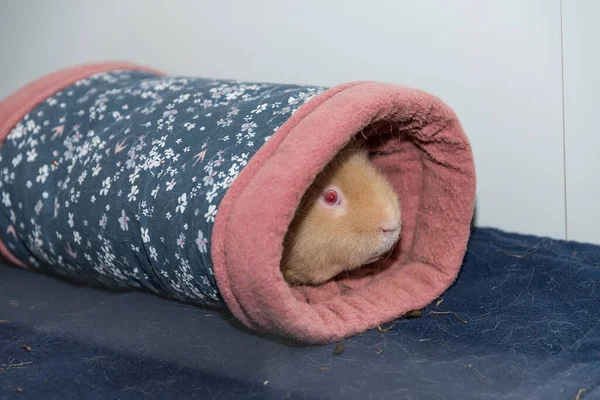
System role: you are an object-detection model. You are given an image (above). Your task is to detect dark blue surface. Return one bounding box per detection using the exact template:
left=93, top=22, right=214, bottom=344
left=1, top=227, right=599, bottom=400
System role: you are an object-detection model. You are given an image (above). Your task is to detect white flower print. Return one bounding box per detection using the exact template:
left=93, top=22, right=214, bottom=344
left=177, top=233, right=186, bottom=248
left=129, top=170, right=140, bottom=184
left=26, top=149, right=38, bottom=162
left=166, top=179, right=176, bottom=191
left=196, top=230, right=208, bottom=253
left=128, top=185, right=139, bottom=202
left=100, top=177, right=111, bottom=195
left=175, top=193, right=187, bottom=213
left=99, top=214, right=107, bottom=228
left=78, top=170, right=87, bottom=185
left=125, top=157, right=136, bottom=169
left=8, top=123, right=26, bottom=140
left=34, top=199, right=43, bottom=215
left=149, top=246, right=158, bottom=261
left=92, top=164, right=102, bottom=176
left=203, top=169, right=216, bottom=186
left=74, top=231, right=82, bottom=245
left=68, top=212, right=74, bottom=228
left=2, top=192, right=10, bottom=207
left=118, top=209, right=129, bottom=231
left=251, top=103, right=267, bottom=114
left=26, top=119, right=38, bottom=132
left=141, top=227, right=150, bottom=243
left=36, top=165, right=49, bottom=183
left=204, top=205, right=217, bottom=223
left=241, top=121, right=257, bottom=134
left=162, top=108, right=177, bottom=118
left=206, top=186, right=219, bottom=203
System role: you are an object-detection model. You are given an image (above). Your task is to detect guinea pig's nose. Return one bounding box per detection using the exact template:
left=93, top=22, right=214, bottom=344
left=380, top=225, right=400, bottom=234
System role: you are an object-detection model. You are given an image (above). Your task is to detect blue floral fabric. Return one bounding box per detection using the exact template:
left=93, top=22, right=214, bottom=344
left=0, top=70, right=326, bottom=306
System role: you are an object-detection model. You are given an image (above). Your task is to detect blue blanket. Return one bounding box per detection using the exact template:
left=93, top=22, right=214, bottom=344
left=1, top=227, right=598, bottom=399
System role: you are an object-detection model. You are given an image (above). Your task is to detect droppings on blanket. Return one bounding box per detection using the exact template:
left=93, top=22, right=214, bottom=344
left=305, top=298, right=310, bottom=305
left=16, top=387, right=23, bottom=393
left=501, top=238, right=549, bottom=259
left=435, top=298, right=444, bottom=307
left=333, top=343, right=345, bottom=355
left=0, top=320, right=8, bottom=323
left=21, top=345, right=32, bottom=352
left=575, top=388, right=586, bottom=400
left=377, top=323, right=394, bottom=333
left=429, top=310, right=468, bottom=324
left=403, top=309, right=423, bottom=319
left=375, top=346, right=383, bottom=355
left=319, top=366, right=328, bottom=371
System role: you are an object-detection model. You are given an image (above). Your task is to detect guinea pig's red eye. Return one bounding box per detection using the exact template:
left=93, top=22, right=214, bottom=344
left=323, top=190, right=339, bottom=205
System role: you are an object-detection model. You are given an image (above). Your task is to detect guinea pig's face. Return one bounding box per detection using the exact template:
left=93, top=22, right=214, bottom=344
left=315, top=151, right=401, bottom=269
left=282, top=148, right=401, bottom=286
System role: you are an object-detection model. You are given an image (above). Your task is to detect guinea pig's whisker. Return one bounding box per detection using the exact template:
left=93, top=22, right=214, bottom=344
left=383, top=240, right=400, bottom=262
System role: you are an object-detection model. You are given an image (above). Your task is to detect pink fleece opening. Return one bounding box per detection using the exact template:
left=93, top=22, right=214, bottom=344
left=212, top=81, right=476, bottom=343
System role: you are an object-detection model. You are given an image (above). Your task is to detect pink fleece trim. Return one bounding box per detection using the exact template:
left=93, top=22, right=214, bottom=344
left=0, top=62, right=165, bottom=267
left=212, top=82, right=476, bottom=343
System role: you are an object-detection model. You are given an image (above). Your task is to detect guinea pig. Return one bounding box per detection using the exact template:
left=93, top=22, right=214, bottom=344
left=281, top=142, right=402, bottom=286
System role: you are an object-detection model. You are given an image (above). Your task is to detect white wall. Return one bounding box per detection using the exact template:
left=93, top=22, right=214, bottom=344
left=0, top=0, right=596, bottom=243
left=562, top=0, right=600, bottom=245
